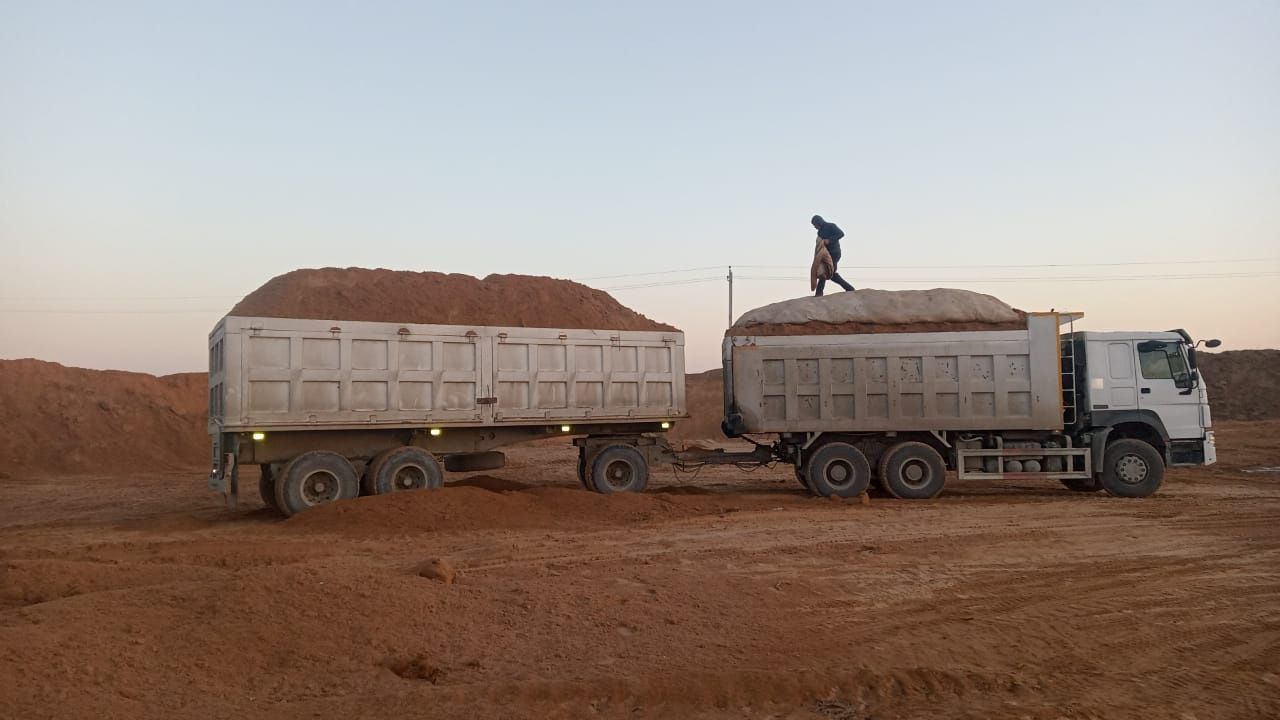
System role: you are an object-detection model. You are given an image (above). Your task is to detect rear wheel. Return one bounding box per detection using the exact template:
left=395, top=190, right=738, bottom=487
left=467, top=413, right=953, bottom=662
left=258, top=464, right=279, bottom=511
left=1061, top=477, right=1101, bottom=492
left=274, top=451, right=361, bottom=517
left=1100, top=439, right=1164, bottom=498
left=879, top=442, right=947, bottom=499
left=587, top=445, right=649, bottom=494
left=803, top=442, right=872, bottom=498
left=365, top=447, right=443, bottom=495
left=576, top=448, right=592, bottom=489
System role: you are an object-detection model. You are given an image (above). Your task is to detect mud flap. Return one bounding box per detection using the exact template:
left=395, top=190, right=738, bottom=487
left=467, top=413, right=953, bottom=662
left=207, top=433, right=240, bottom=509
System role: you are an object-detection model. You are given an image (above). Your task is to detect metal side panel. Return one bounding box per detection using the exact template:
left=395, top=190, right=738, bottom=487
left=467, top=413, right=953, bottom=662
left=216, top=316, right=684, bottom=430
left=729, top=319, right=1064, bottom=434
left=490, top=331, right=685, bottom=422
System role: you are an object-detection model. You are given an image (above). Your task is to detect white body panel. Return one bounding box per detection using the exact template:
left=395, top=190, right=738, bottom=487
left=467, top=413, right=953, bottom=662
left=724, top=314, right=1065, bottom=433
left=209, top=316, right=686, bottom=432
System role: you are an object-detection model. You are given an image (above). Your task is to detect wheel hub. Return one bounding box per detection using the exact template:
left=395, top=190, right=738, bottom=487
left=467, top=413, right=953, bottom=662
left=1117, top=455, right=1148, bottom=484
left=301, top=470, right=340, bottom=505
left=900, top=460, right=932, bottom=489
left=825, top=460, right=853, bottom=488
left=603, top=460, right=633, bottom=489
left=394, top=465, right=425, bottom=490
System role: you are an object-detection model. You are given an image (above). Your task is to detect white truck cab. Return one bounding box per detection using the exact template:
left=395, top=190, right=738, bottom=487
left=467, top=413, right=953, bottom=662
left=1076, top=330, right=1216, bottom=469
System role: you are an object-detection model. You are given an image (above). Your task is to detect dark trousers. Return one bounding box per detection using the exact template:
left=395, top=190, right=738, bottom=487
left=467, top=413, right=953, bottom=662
left=815, top=247, right=854, bottom=296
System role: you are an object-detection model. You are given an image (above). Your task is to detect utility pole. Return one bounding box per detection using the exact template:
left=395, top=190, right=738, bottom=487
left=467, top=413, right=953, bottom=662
left=727, top=265, right=734, bottom=327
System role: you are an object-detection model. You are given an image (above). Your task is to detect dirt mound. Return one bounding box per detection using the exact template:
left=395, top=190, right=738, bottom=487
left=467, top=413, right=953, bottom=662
left=229, top=267, right=677, bottom=331
left=668, top=369, right=729, bottom=442
left=1198, top=350, right=1280, bottom=421
left=0, top=360, right=208, bottom=475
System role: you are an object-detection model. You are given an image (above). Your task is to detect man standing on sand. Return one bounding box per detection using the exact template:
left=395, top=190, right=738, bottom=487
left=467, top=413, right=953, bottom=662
left=812, top=214, right=854, bottom=296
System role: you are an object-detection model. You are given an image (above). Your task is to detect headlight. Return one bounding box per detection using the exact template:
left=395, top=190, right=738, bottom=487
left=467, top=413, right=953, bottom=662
left=1206, top=431, right=1215, bottom=445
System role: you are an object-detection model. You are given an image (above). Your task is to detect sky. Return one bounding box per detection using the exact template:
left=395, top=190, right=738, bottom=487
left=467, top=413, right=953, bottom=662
left=1, top=0, right=1277, bottom=375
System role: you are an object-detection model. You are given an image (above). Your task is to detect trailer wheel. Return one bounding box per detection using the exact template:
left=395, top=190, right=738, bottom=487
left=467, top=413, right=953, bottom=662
left=588, top=445, right=649, bottom=494
left=576, top=448, right=593, bottom=490
left=879, top=442, right=947, bottom=499
left=274, top=451, right=361, bottom=517
left=1061, top=477, right=1101, bottom=492
left=258, top=464, right=279, bottom=511
left=365, top=447, right=443, bottom=495
left=803, top=442, right=871, bottom=498
left=1100, top=439, right=1164, bottom=498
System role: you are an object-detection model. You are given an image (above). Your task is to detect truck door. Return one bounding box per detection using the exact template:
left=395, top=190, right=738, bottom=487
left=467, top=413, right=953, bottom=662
left=1136, top=341, right=1201, bottom=441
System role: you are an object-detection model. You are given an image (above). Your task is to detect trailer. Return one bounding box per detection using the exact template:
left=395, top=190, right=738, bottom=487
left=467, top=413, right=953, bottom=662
left=207, top=315, right=686, bottom=515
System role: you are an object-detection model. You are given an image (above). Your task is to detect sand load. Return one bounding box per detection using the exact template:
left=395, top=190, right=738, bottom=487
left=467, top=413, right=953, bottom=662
left=230, top=268, right=676, bottom=332
left=727, top=288, right=1028, bottom=337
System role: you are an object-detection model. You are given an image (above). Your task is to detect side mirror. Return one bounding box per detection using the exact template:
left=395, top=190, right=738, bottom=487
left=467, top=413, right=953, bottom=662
left=1205, top=339, right=1222, bottom=348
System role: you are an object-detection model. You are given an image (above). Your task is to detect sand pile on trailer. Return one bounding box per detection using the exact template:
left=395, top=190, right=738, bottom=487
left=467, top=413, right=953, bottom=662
left=0, top=359, right=207, bottom=475
left=727, top=288, right=1026, bottom=336
left=230, top=268, right=677, bottom=331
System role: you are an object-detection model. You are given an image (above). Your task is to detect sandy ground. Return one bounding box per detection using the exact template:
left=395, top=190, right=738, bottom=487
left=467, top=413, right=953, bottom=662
left=2, top=422, right=1278, bottom=720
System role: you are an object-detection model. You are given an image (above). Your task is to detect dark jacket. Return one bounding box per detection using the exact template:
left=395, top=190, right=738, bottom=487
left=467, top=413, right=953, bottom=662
left=813, top=218, right=844, bottom=256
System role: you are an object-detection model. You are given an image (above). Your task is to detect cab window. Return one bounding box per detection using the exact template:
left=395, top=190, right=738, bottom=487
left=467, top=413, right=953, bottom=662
left=1138, top=342, right=1191, bottom=388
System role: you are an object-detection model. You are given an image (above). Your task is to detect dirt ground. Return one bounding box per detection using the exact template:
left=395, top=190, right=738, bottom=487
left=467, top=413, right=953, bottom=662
left=2, top=422, right=1278, bottom=720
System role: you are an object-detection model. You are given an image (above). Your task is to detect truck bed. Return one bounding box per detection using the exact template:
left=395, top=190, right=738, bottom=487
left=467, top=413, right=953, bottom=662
left=723, top=313, right=1066, bottom=434
left=209, top=316, right=686, bottom=433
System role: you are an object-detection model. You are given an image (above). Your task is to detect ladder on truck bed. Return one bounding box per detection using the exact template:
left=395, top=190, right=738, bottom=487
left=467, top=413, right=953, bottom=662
left=1059, top=314, right=1080, bottom=427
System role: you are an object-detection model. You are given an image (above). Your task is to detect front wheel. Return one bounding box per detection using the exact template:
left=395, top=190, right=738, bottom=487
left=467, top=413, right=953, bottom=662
left=1100, top=439, right=1164, bottom=498
left=802, top=442, right=872, bottom=498
left=587, top=445, right=649, bottom=494
left=274, top=451, right=361, bottom=517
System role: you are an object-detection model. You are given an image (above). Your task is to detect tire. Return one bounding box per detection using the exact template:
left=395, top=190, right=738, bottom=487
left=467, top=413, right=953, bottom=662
left=794, top=466, right=811, bottom=491
left=364, top=447, right=443, bottom=495
left=803, top=442, right=872, bottom=498
left=587, top=445, right=649, bottom=494
left=258, top=464, right=279, bottom=511
left=576, top=448, right=592, bottom=490
left=274, top=451, right=361, bottom=517
left=1061, top=477, right=1101, bottom=492
left=879, top=442, right=947, bottom=499
left=1100, top=439, right=1164, bottom=498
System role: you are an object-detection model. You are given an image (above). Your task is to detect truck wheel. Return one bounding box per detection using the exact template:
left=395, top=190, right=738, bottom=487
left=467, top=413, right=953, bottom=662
left=365, top=447, right=443, bottom=495
left=274, top=451, right=361, bottom=517
left=794, top=466, right=810, bottom=491
left=879, top=442, right=947, bottom=499
left=588, top=445, right=649, bottom=494
left=1100, top=439, right=1164, bottom=498
left=576, top=448, right=592, bottom=490
left=258, top=464, right=279, bottom=511
left=803, top=442, right=871, bottom=498
left=1061, top=477, right=1101, bottom=492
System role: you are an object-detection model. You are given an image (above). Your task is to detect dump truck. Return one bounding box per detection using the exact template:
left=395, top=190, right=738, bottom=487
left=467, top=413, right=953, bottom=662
left=208, top=310, right=1219, bottom=515
left=711, top=312, right=1219, bottom=499
left=207, top=316, right=686, bottom=515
